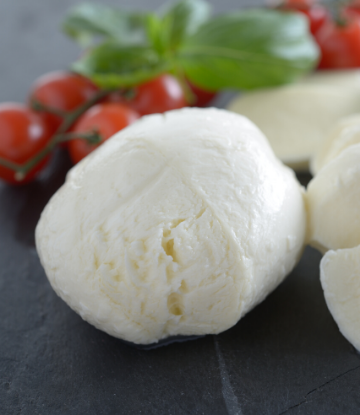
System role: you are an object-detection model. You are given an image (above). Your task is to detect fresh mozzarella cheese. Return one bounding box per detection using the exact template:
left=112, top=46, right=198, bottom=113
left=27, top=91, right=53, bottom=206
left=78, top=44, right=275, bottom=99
left=36, top=108, right=306, bottom=344
left=300, top=69, right=360, bottom=89
left=227, top=84, right=360, bottom=171
left=321, top=245, right=360, bottom=352
left=311, top=114, right=360, bottom=175
left=307, top=144, right=360, bottom=253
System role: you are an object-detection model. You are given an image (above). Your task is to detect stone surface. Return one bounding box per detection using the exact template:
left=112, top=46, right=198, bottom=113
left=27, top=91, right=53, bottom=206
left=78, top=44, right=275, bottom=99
left=1, top=1, right=360, bottom=414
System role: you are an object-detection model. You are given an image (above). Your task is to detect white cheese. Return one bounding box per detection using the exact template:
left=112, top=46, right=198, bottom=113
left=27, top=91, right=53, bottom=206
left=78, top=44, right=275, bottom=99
left=36, top=108, right=306, bottom=344
left=311, top=114, right=360, bottom=175
left=320, top=245, right=360, bottom=352
left=307, top=144, right=360, bottom=253
left=227, top=84, right=360, bottom=171
left=300, top=69, right=360, bottom=89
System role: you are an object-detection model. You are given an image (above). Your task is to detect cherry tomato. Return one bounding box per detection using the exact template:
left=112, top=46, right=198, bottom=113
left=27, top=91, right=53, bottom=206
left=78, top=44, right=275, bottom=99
left=29, top=71, right=99, bottom=133
left=316, top=18, right=360, bottom=69
left=280, top=0, right=329, bottom=35
left=0, top=103, right=53, bottom=184
left=344, top=0, right=360, bottom=17
left=187, top=80, right=217, bottom=107
left=128, top=74, right=186, bottom=116
left=68, top=103, right=139, bottom=164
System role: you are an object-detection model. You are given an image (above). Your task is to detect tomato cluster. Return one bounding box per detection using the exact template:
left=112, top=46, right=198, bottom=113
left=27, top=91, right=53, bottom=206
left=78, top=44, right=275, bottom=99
left=280, top=0, right=360, bottom=69
left=7, top=1, right=360, bottom=186
left=0, top=71, right=216, bottom=185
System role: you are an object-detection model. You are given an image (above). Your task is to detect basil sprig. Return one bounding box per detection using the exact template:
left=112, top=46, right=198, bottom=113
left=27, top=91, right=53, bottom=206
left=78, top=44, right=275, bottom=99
left=72, top=43, right=170, bottom=88
left=62, top=3, right=146, bottom=46
left=63, top=0, right=319, bottom=91
left=156, top=0, right=212, bottom=51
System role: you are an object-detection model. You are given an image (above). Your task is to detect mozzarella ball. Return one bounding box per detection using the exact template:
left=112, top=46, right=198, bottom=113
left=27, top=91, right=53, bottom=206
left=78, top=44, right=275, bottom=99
left=36, top=108, right=306, bottom=345
left=311, top=114, right=360, bottom=175
left=227, top=84, right=360, bottom=171
left=321, top=245, right=360, bottom=352
left=307, top=144, right=360, bottom=253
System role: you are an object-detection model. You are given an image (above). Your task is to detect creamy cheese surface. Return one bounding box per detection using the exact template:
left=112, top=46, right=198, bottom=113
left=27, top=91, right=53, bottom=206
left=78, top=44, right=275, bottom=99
left=227, top=84, right=360, bottom=171
left=299, top=69, right=360, bottom=89
left=36, top=108, right=306, bottom=344
left=321, top=245, right=360, bottom=352
left=311, top=114, right=360, bottom=175
left=307, top=144, right=360, bottom=253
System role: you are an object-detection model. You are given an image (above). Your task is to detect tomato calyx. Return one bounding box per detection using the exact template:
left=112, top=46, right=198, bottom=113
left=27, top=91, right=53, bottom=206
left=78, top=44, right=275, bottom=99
left=315, top=3, right=360, bottom=69
left=68, top=102, right=140, bottom=164
left=0, top=88, right=110, bottom=181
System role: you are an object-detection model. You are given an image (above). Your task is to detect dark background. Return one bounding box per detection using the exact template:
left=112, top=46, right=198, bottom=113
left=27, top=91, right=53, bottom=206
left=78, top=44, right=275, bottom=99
left=1, top=1, right=360, bottom=414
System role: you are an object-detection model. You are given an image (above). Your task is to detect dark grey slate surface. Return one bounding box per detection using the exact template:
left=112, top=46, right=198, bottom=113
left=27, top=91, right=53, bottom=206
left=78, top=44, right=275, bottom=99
left=1, top=1, right=360, bottom=414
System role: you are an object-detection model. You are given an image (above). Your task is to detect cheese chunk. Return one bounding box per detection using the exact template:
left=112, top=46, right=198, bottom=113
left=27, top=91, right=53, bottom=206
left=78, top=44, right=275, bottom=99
left=227, top=84, right=360, bottom=171
left=307, top=144, right=360, bottom=253
left=321, top=245, right=360, bottom=352
left=311, top=115, right=360, bottom=175
left=300, top=69, right=360, bottom=89
left=36, top=108, right=306, bottom=344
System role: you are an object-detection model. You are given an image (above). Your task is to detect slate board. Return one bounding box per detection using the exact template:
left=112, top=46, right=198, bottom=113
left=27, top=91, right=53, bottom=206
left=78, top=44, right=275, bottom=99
left=1, top=1, right=360, bottom=414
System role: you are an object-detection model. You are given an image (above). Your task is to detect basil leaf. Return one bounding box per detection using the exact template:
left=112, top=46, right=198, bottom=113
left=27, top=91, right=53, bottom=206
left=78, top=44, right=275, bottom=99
left=145, top=13, right=169, bottom=55
left=62, top=3, right=146, bottom=46
left=146, top=0, right=212, bottom=55
left=159, top=0, right=212, bottom=49
left=72, top=42, right=168, bottom=88
left=177, top=9, right=319, bottom=91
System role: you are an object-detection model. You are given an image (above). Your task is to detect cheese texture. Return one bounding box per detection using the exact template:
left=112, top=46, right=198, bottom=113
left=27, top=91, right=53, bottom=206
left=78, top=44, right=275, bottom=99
left=307, top=144, right=360, bottom=253
left=227, top=84, right=360, bottom=171
left=321, top=245, right=360, bottom=352
left=36, top=108, right=306, bottom=345
left=311, top=114, right=360, bottom=175
left=299, top=69, right=360, bottom=89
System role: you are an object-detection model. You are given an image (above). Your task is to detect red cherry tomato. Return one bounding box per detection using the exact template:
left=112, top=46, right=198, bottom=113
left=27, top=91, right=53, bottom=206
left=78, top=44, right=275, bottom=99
left=280, top=0, right=329, bottom=35
left=187, top=80, right=217, bottom=107
left=68, top=103, right=139, bottom=164
left=0, top=103, right=53, bottom=184
left=316, top=18, right=360, bottom=69
left=29, top=71, right=99, bottom=133
left=129, top=74, right=187, bottom=116
left=301, top=5, right=329, bottom=34
left=345, top=0, right=360, bottom=17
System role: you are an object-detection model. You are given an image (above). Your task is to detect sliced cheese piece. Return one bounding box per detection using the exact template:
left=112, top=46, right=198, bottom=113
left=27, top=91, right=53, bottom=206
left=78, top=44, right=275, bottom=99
left=307, top=144, right=360, bottom=253
left=227, top=84, right=360, bottom=171
left=321, top=245, right=360, bottom=352
left=311, top=114, right=360, bottom=175
left=300, top=69, right=360, bottom=90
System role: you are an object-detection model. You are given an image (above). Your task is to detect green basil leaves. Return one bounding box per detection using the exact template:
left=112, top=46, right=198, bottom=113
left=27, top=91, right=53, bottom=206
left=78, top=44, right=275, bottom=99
left=178, top=9, right=319, bottom=90
left=64, top=1, right=319, bottom=91
left=72, top=43, right=169, bottom=88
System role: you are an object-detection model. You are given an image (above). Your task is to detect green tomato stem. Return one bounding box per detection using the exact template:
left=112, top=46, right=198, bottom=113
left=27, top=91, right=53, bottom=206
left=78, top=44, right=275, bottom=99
left=56, top=88, right=110, bottom=134
left=327, top=0, right=348, bottom=27
left=0, top=88, right=111, bottom=181
left=30, top=99, right=69, bottom=118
